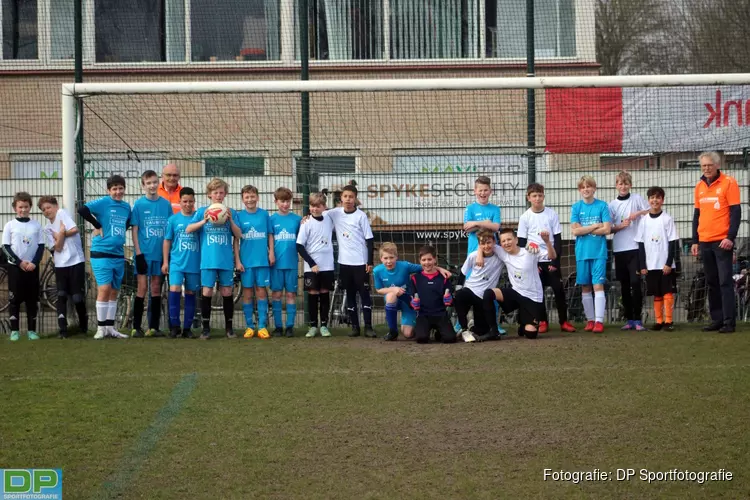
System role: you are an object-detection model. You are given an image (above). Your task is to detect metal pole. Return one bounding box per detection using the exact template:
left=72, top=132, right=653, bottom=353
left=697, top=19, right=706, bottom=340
left=526, top=0, right=536, bottom=186
left=300, top=0, right=311, bottom=325
left=74, top=0, right=85, bottom=232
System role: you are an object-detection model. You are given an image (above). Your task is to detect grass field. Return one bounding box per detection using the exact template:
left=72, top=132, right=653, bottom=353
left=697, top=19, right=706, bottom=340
left=1, top=325, right=749, bottom=499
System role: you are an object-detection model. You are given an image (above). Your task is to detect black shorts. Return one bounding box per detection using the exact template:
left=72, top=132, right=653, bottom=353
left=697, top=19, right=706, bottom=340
left=499, top=288, right=545, bottom=327
left=614, top=250, right=641, bottom=283
left=304, top=271, right=335, bottom=292
left=338, top=264, right=369, bottom=291
left=56, top=262, right=87, bottom=297
left=414, top=315, right=456, bottom=344
left=646, top=270, right=676, bottom=297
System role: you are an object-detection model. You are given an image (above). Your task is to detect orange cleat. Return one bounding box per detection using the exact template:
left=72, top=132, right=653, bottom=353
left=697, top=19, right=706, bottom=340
left=538, top=321, right=549, bottom=333
left=584, top=321, right=595, bottom=332
left=560, top=321, right=576, bottom=333
left=592, top=321, right=605, bottom=333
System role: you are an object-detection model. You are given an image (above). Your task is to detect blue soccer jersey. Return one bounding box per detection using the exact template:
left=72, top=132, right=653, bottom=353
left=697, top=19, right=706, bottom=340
left=131, top=196, right=172, bottom=262
left=165, top=212, right=200, bottom=274
left=373, top=261, right=422, bottom=290
left=237, top=208, right=273, bottom=269
left=571, top=198, right=611, bottom=260
left=85, top=196, right=131, bottom=256
left=193, top=206, right=236, bottom=271
left=464, top=201, right=501, bottom=254
left=271, top=212, right=302, bottom=270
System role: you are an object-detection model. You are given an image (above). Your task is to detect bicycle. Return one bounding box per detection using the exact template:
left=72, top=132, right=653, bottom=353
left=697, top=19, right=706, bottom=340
left=114, top=259, right=169, bottom=332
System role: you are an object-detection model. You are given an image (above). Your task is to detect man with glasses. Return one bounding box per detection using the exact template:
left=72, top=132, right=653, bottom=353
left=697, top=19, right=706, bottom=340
left=159, top=163, right=183, bottom=214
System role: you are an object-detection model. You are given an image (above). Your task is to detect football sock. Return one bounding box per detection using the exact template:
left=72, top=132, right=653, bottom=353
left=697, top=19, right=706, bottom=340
left=664, top=293, right=674, bottom=323
left=319, top=292, right=330, bottom=327
left=168, top=291, right=181, bottom=327
left=654, top=297, right=664, bottom=323
left=286, top=302, right=296, bottom=328
left=57, top=293, right=68, bottom=332
left=27, top=299, right=38, bottom=332
left=361, top=290, right=372, bottom=327
left=594, top=290, right=605, bottom=323
left=582, top=292, right=594, bottom=321
left=107, top=300, right=117, bottom=327
left=385, top=301, right=398, bottom=332
left=482, top=289, right=499, bottom=334
left=183, top=293, right=196, bottom=329
left=96, top=300, right=107, bottom=327
left=272, top=300, right=283, bottom=328
left=201, top=295, right=212, bottom=330
left=257, top=299, right=268, bottom=328
left=243, top=302, right=255, bottom=328
left=150, top=295, right=162, bottom=330
left=222, top=296, right=233, bottom=330
left=133, top=296, right=145, bottom=330
left=308, top=294, right=319, bottom=327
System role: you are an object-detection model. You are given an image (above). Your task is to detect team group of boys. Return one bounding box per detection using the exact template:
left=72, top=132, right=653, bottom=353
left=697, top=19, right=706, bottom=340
left=4, top=169, right=679, bottom=342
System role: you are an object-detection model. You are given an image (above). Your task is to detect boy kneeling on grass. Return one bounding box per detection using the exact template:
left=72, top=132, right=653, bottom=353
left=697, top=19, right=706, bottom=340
left=408, top=245, right=457, bottom=344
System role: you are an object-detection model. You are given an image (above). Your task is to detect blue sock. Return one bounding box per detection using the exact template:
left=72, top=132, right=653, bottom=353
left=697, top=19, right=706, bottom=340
left=257, top=299, right=268, bottom=328
left=183, top=294, right=196, bottom=329
left=168, top=291, right=181, bottom=327
left=272, top=300, right=283, bottom=329
left=243, top=302, right=255, bottom=328
left=385, top=302, right=398, bottom=332
left=286, top=303, right=296, bottom=328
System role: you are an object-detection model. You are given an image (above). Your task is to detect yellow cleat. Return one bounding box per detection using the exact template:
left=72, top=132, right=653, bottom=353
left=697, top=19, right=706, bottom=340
left=257, top=328, right=270, bottom=339
left=243, top=328, right=255, bottom=338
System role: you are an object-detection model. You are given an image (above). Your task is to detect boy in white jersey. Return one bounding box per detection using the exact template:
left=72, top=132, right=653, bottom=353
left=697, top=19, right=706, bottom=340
left=38, top=195, right=88, bottom=338
left=609, top=171, right=649, bottom=331
left=297, top=192, right=335, bottom=338
left=517, top=183, right=575, bottom=334
left=453, top=229, right=505, bottom=343
left=3, top=192, right=44, bottom=341
left=636, top=186, right=679, bottom=331
left=478, top=227, right=556, bottom=340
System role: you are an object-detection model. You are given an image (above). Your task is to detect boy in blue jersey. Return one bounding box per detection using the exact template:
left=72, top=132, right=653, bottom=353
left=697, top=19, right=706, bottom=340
left=234, top=184, right=275, bottom=340
left=186, top=178, right=242, bottom=340
left=130, top=170, right=173, bottom=338
left=270, top=187, right=302, bottom=337
left=78, top=175, right=131, bottom=340
left=571, top=175, right=612, bottom=333
left=162, top=187, right=200, bottom=339
left=463, top=176, right=501, bottom=254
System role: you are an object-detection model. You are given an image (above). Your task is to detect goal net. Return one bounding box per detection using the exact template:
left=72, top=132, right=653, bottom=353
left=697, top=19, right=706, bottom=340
left=62, top=76, right=750, bottom=324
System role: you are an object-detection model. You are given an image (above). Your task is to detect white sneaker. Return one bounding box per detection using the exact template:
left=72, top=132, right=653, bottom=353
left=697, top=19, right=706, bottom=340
left=460, top=330, right=477, bottom=343
left=108, top=327, right=129, bottom=339
left=94, top=327, right=107, bottom=340
left=305, top=327, right=318, bottom=338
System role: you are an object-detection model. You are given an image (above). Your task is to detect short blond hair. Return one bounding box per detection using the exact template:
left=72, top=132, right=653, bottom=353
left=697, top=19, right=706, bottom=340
left=206, top=178, right=229, bottom=195
left=274, top=186, right=293, bottom=201
left=615, top=170, right=632, bottom=185
left=477, top=228, right=495, bottom=243
left=309, top=192, right=326, bottom=207
left=578, top=175, right=597, bottom=189
left=379, top=242, right=398, bottom=257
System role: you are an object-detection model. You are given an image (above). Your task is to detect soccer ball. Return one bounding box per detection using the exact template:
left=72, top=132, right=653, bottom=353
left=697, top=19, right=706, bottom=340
left=206, top=203, right=229, bottom=225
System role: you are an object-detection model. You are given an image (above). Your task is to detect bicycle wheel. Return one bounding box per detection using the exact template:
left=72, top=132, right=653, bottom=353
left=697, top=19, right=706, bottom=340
left=41, top=268, right=58, bottom=310
left=211, top=272, right=243, bottom=310
left=0, top=267, right=8, bottom=312
left=115, top=290, right=133, bottom=331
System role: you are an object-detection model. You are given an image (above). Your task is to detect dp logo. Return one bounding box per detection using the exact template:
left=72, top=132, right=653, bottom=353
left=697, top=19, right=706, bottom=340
left=1, top=469, right=62, bottom=499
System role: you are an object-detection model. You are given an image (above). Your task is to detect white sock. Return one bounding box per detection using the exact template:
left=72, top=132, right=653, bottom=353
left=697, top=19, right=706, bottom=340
left=107, top=300, right=117, bottom=321
left=96, top=301, right=108, bottom=323
left=594, top=290, right=606, bottom=323
left=582, top=292, right=594, bottom=321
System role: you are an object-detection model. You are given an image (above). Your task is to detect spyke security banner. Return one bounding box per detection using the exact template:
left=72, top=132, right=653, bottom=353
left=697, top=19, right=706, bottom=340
left=320, top=155, right=531, bottom=226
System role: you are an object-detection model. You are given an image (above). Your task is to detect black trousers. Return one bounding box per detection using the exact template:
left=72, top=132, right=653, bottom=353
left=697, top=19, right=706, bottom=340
left=454, top=287, right=489, bottom=334
left=414, top=315, right=456, bottom=344
left=701, top=241, right=735, bottom=326
left=615, top=250, right=643, bottom=321
left=538, top=262, right=567, bottom=323
left=8, top=265, right=39, bottom=332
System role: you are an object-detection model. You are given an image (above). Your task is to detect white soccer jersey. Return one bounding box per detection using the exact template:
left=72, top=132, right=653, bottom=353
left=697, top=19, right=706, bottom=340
left=609, top=193, right=649, bottom=253
left=44, top=208, right=84, bottom=268
left=326, top=207, right=373, bottom=266
left=517, top=207, right=562, bottom=262
left=296, top=213, right=335, bottom=272
left=493, top=245, right=544, bottom=303
left=462, top=251, right=504, bottom=298
left=635, top=211, right=679, bottom=270
left=2, top=218, right=43, bottom=263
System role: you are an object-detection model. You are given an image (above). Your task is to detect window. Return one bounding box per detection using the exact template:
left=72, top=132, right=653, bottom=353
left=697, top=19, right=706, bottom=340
left=490, top=0, right=575, bottom=58
left=191, top=0, right=279, bottom=62
left=306, top=0, right=382, bottom=60
left=205, top=156, right=265, bottom=176
left=2, top=0, right=38, bottom=59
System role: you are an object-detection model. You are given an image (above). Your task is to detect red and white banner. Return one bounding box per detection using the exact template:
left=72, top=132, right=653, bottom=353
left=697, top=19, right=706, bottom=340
left=546, top=86, right=750, bottom=153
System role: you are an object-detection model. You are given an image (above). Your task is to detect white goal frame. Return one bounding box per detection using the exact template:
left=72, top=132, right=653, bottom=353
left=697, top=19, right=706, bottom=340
left=61, top=73, right=750, bottom=215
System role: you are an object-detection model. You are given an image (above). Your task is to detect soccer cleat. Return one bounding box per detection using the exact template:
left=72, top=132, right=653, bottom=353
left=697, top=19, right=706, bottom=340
left=633, top=320, right=647, bottom=331
left=348, top=327, right=361, bottom=337
left=476, top=332, right=500, bottom=342
left=272, top=327, right=284, bottom=338
left=652, top=323, right=663, bottom=331
left=10, top=331, right=20, bottom=342
left=560, top=321, right=576, bottom=333
left=226, top=329, right=237, bottom=339
left=664, top=322, right=675, bottom=332
left=460, top=330, right=477, bottom=343
left=109, top=329, right=129, bottom=339
left=592, top=322, right=604, bottom=334
left=169, top=326, right=181, bottom=339
left=702, top=322, right=722, bottom=332
left=584, top=321, right=595, bottom=332
left=383, top=330, right=398, bottom=341
left=538, top=321, right=549, bottom=334
left=363, top=326, right=377, bottom=338
left=145, top=329, right=164, bottom=338
left=621, top=320, right=635, bottom=331
left=719, top=325, right=735, bottom=334
left=181, top=328, right=195, bottom=339
left=27, top=331, right=40, bottom=340
left=257, top=328, right=271, bottom=339
left=200, top=328, right=211, bottom=340
left=320, top=326, right=332, bottom=337
left=58, top=330, right=68, bottom=339
left=305, top=327, right=318, bottom=338
left=497, top=325, right=507, bottom=335
left=94, top=327, right=106, bottom=340
left=524, top=329, right=539, bottom=339
left=285, top=327, right=295, bottom=338
left=243, top=328, right=255, bottom=339
left=131, top=328, right=145, bottom=338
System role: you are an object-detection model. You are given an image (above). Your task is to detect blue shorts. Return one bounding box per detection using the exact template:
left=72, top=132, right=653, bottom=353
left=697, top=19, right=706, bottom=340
left=398, top=299, right=417, bottom=327
left=270, top=268, right=298, bottom=293
left=201, top=269, right=235, bottom=288
left=134, top=257, right=162, bottom=277
left=169, top=270, right=200, bottom=292
left=576, top=259, right=607, bottom=285
left=241, top=266, right=270, bottom=288
left=92, top=257, right=125, bottom=290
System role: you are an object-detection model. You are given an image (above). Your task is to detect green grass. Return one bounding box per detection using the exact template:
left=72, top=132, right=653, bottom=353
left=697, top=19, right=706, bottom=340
left=1, top=325, right=749, bottom=499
